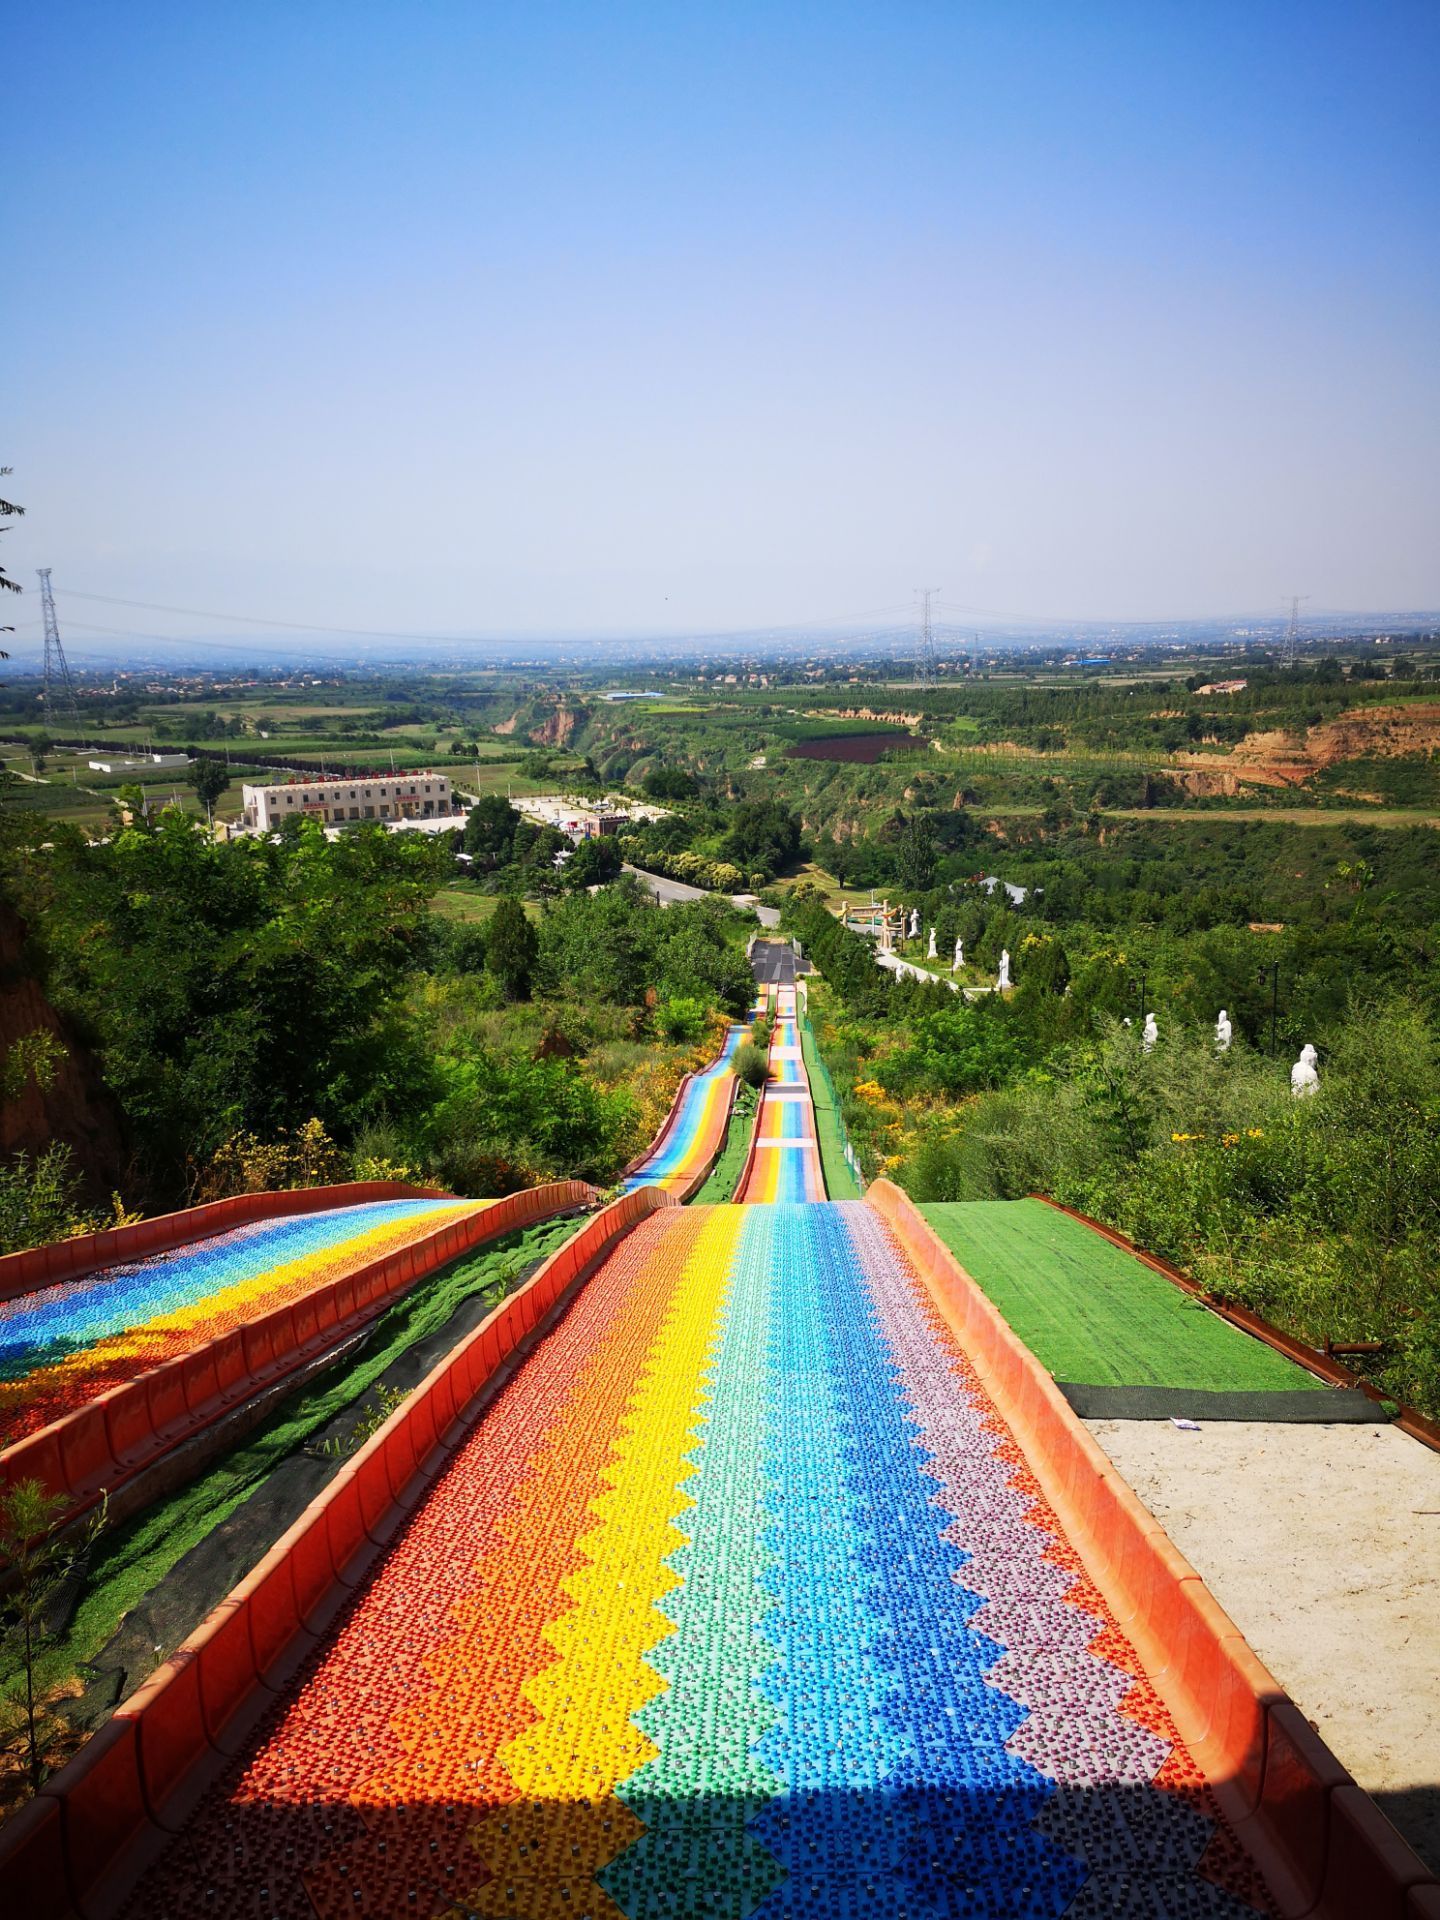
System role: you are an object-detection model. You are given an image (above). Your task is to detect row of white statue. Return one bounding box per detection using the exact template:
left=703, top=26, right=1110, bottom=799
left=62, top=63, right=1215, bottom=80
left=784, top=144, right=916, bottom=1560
left=1132, top=1007, right=1319, bottom=1096
left=888, top=906, right=1321, bottom=1097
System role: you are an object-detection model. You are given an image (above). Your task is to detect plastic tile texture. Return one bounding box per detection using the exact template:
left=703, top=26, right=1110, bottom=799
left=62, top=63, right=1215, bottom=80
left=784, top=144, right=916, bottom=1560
left=737, top=990, right=826, bottom=1205
left=0, top=1199, right=485, bottom=1441
left=121, top=1201, right=1275, bottom=1919
left=623, top=1026, right=747, bottom=1194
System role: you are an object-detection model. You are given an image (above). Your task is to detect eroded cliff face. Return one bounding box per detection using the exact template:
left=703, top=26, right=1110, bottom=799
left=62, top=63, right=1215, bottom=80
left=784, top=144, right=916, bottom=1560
left=0, top=898, right=127, bottom=1197
left=1169, top=702, right=1440, bottom=792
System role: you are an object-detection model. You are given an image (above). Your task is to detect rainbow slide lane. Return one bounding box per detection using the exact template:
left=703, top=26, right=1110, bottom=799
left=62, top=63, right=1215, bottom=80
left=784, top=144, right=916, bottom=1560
left=736, top=985, right=825, bottom=1204
left=622, top=1025, right=747, bottom=1196
left=120, top=1198, right=1275, bottom=1919
left=0, top=1198, right=486, bottom=1446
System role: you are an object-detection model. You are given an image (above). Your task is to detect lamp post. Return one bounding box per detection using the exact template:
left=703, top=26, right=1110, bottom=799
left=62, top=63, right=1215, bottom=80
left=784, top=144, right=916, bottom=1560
left=1259, top=962, right=1280, bottom=1055
left=1129, top=968, right=1149, bottom=1029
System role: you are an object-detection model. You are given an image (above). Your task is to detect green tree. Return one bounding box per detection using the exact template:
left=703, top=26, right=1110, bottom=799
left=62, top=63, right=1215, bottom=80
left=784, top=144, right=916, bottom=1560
left=187, top=756, right=230, bottom=817
left=722, top=801, right=802, bottom=879
left=464, top=793, right=520, bottom=867
left=1, top=1479, right=108, bottom=1794
left=9, top=813, right=443, bottom=1199
left=642, top=766, right=698, bottom=801
left=485, top=895, right=538, bottom=1001
left=566, top=835, right=623, bottom=887
left=0, top=467, right=22, bottom=645
left=895, top=812, right=939, bottom=891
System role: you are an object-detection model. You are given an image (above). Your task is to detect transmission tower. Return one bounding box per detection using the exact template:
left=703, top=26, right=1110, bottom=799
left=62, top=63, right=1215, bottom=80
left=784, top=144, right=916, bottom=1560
left=37, top=569, right=83, bottom=734
left=1282, top=594, right=1309, bottom=669
left=915, top=586, right=941, bottom=684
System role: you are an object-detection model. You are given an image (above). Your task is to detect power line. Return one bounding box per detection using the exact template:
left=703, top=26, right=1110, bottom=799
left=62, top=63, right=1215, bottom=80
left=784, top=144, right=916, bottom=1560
left=50, top=588, right=929, bottom=650
left=53, top=588, right=486, bottom=644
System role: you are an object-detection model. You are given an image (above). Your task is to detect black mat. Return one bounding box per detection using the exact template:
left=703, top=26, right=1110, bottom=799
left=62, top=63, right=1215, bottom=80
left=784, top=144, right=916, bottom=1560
left=1058, top=1382, right=1395, bottom=1423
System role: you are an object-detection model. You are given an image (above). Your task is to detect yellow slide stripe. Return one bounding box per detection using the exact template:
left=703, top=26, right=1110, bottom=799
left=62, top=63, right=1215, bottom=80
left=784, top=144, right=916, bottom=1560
left=469, top=1205, right=743, bottom=1918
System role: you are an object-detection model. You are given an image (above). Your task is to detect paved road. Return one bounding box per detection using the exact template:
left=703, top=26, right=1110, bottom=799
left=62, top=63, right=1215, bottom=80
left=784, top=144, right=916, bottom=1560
left=624, top=863, right=781, bottom=927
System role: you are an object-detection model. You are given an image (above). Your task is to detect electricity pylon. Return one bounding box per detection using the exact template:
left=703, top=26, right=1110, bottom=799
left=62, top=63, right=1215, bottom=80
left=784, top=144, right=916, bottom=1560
left=915, top=586, right=941, bottom=684
left=37, top=569, right=82, bottom=733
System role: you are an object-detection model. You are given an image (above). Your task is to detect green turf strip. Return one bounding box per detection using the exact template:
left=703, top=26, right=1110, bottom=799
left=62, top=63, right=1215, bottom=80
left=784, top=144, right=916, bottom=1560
left=692, top=1083, right=759, bottom=1203
left=798, top=1011, right=863, bottom=1200
left=920, top=1198, right=1330, bottom=1395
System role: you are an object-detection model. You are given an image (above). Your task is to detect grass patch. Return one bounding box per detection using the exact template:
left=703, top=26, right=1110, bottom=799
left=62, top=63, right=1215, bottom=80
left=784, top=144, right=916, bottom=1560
left=430, top=887, right=541, bottom=924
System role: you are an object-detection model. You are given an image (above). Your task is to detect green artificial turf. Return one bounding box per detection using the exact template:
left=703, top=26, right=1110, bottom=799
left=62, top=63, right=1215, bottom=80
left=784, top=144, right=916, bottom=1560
left=921, top=1198, right=1329, bottom=1395
left=798, top=1013, right=863, bottom=1201
left=14, top=1215, right=577, bottom=1700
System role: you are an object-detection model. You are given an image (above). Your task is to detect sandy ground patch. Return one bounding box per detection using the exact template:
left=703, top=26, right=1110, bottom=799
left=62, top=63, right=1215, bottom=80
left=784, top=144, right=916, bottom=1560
left=1086, top=1418, right=1440, bottom=1874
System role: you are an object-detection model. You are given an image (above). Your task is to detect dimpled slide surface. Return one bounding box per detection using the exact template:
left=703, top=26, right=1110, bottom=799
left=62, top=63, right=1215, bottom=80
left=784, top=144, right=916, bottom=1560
left=126, top=1201, right=1272, bottom=1920
left=737, top=988, right=826, bottom=1204
left=0, top=1198, right=485, bottom=1443
left=623, top=1025, right=747, bottom=1194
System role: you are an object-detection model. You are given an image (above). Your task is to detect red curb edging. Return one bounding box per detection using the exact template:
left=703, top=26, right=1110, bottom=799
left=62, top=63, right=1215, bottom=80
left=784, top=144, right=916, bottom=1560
left=1030, top=1194, right=1440, bottom=1457
left=0, top=1182, right=598, bottom=1529
left=0, top=1180, right=451, bottom=1305
left=866, top=1177, right=1438, bottom=1920
left=0, top=1184, right=675, bottom=1919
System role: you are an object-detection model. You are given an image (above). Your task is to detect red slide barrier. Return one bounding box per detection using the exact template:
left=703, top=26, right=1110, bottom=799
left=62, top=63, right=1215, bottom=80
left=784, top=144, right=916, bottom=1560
left=0, top=1180, right=453, bottom=1306
left=0, top=1183, right=674, bottom=1920
left=867, top=1179, right=1438, bottom=1920
left=0, top=1182, right=597, bottom=1530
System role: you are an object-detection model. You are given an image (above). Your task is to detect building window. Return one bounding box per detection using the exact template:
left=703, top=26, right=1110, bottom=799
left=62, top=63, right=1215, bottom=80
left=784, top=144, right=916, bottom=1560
left=349, top=806, right=360, bottom=818
left=364, top=805, right=374, bottom=818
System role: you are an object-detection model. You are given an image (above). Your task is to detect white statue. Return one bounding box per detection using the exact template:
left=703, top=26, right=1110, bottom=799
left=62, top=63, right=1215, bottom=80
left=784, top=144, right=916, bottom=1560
left=997, top=948, right=1011, bottom=991
left=1215, top=1009, right=1233, bottom=1053
left=908, top=907, right=920, bottom=940
left=927, top=926, right=938, bottom=960
left=1142, top=1012, right=1158, bottom=1053
left=1291, top=1043, right=1319, bottom=1098
left=952, top=937, right=964, bottom=971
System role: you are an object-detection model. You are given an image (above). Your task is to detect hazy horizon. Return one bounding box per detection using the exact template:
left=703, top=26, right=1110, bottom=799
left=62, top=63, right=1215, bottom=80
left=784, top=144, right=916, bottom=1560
left=7, top=2, right=1439, bottom=649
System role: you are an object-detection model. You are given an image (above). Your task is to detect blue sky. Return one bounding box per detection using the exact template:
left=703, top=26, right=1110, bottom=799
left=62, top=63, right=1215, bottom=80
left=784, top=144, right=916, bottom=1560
left=7, top=1, right=1438, bottom=645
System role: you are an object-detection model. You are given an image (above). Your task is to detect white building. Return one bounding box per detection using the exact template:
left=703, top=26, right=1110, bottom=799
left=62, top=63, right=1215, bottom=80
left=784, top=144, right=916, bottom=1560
left=88, top=752, right=191, bottom=773
left=510, top=792, right=672, bottom=842
left=243, top=771, right=453, bottom=831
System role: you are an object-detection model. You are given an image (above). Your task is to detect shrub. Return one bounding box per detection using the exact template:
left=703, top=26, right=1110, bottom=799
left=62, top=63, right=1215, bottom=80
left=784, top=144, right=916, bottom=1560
left=656, top=997, right=709, bottom=1045
left=734, top=1043, right=770, bottom=1091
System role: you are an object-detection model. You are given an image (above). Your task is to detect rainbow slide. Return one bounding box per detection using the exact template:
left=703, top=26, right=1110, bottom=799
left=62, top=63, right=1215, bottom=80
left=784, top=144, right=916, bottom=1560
left=622, top=1024, right=747, bottom=1197
left=0, top=1198, right=485, bottom=1446
left=737, top=987, right=825, bottom=1203
left=118, top=1199, right=1275, bottom=1919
